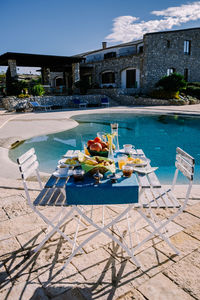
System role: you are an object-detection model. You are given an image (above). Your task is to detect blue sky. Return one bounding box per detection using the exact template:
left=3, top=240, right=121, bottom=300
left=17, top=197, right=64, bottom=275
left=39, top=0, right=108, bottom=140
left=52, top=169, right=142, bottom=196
left=1, top=0, right=200, bottom=73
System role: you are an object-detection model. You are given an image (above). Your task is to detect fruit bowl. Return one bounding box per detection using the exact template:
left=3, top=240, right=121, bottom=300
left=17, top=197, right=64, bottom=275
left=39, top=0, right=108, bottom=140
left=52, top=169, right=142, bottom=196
left=87, top=147, right=108, bottom=157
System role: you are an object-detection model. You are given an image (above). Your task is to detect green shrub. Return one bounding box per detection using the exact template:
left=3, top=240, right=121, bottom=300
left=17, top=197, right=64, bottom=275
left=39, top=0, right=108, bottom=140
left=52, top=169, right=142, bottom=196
left=32, top=84, right=45, bottom=96
left=186, top=86, right=200, bottom=99
left=150, top=89, right=179, bottom=99
left=155, top=73, right=187, bottom=92
left=187, top=81, right=200, bottom=87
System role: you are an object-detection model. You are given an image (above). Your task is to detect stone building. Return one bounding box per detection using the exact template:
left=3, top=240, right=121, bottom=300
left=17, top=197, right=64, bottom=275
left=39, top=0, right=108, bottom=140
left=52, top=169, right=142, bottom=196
left=72, top=27, right=200, bottom=93
left=1, top=27, right=200, bottom=94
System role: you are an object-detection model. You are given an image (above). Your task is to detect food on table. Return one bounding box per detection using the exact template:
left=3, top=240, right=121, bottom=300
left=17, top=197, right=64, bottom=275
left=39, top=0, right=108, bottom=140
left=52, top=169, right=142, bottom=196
left=86, top=136, right=109, bottom=156
left=90, top=142, right=102, bottom=152
left=78, top=153, right=115, bottom=174
left=127, top=157, right=144, bottom=164
left=87, top=140, right=94, bottom=147
left=64, top=157, right=79, bottom=165
left=93, top=136, right=102, bottom=143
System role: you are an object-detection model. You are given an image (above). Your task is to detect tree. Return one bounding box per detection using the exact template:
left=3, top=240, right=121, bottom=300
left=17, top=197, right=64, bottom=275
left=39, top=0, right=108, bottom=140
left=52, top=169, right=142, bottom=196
left=155, top=73, right=187, bottom=92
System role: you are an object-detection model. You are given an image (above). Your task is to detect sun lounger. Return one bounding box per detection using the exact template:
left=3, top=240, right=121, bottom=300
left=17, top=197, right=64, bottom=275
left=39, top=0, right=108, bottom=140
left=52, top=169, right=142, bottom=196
left=29, top=101, right=52, bottom=111
left=101, top=97, right=109, bottom=107
left=72, top=99, right=88, bottom=108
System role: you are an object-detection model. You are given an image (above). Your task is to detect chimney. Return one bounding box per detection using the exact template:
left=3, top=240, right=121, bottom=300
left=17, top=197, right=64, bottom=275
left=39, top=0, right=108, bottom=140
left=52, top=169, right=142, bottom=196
left=102, top=42, right=107, bottom=49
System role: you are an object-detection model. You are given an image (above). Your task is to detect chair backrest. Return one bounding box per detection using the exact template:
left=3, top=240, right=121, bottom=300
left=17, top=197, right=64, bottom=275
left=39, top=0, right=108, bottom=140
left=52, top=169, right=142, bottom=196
left=73, top=99, right=80, bottom=105
left=30, top=101, right=40, bottom=107
left=175, top=147, right=195, bottom=181
left=17, top=148, right=43, bottom=196
left=101, top=97, right=109, bottom=104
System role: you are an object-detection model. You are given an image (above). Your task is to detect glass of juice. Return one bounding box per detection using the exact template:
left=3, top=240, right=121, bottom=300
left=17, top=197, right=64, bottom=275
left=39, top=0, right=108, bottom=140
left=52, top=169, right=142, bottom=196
left=118, top=154, right=127, bottom=170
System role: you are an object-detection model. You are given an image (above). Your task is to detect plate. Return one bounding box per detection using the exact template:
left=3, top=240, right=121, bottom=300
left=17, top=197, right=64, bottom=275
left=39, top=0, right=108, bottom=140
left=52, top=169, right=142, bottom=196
left=126, top=157, right=151, bottom=167
left=58, top=158, right=80, bottom=167
left=132, top=167, right=158, bottom=174
left=52, top=171, right=69, bottom=178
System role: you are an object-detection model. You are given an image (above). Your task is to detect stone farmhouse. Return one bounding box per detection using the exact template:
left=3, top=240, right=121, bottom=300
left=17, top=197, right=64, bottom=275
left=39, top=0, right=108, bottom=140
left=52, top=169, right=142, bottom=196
left=1, top=27, right=200, bottom=95
left=50, top=27, right=200, bottom=94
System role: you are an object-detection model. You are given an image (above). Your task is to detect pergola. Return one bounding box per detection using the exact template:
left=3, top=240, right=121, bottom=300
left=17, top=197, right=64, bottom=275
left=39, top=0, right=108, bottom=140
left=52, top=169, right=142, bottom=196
left=0, top=52, right=84, bottom=86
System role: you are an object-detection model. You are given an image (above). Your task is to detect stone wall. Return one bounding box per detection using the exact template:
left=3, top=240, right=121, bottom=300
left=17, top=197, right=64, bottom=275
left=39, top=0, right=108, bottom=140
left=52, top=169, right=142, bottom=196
left=2, top=95, right=112, bottom=111
left=85, top=55, right=142, bottom=88
left=142, top=28, right=200, bottom=92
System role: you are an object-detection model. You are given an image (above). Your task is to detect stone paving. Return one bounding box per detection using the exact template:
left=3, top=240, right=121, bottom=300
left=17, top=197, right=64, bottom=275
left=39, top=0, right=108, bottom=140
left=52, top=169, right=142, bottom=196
left=0, top=181, right=199, bottom=300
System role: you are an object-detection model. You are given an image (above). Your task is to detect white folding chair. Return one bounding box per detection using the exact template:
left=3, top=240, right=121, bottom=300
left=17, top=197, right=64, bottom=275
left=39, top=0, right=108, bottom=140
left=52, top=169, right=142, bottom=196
left=133, top=147, right=195, bottom=256
left=17, top=148, right=82, bottom=255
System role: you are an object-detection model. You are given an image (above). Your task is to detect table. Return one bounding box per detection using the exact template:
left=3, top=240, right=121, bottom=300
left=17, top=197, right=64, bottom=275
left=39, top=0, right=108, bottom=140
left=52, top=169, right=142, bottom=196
left=33, top=149, right=181, bottom=269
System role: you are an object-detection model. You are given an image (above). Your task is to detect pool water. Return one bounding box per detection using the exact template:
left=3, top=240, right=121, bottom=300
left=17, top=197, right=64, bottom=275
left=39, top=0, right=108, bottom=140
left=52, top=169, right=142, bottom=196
left=9, top=113, right=200, bottom=184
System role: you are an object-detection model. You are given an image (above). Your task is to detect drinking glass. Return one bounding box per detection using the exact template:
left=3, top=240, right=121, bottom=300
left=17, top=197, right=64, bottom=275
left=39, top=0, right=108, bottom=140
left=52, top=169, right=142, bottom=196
left=118, top=154, right=127, bottom=170
left=97, top=132, right=107, bottom=142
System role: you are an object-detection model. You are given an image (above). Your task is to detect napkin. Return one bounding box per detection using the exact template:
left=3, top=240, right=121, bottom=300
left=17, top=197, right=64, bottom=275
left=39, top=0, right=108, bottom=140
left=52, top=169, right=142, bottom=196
left=133, top=167, right=158, bottom=174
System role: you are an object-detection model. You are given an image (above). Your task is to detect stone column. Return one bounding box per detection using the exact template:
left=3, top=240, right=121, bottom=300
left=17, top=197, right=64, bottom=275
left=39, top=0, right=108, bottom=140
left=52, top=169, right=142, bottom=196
left=72, top=62, right=80, bottom=93
left=8, top=59, right=17, bottom=78
left=41, top=67, right=51, bottom=85
left=72, top=63, right=80, bottom=83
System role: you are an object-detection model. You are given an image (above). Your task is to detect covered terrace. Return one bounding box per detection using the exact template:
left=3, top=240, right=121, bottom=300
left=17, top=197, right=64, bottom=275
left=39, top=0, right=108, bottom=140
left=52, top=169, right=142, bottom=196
left=0, top=52, right=90, bottom=94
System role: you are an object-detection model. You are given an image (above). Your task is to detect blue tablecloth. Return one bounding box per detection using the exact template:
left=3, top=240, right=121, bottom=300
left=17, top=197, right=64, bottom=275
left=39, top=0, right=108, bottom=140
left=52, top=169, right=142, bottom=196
left=65, top=171, right=139, bottom=205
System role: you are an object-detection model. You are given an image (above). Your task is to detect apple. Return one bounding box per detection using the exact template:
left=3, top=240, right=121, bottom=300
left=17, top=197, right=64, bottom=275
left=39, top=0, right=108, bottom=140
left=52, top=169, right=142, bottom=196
left=94, top=137, right=102, bottom=143
left=90, top=142, right=102, bottom=152
left=100, top=141, right=107, bottom=149
left=87, top=140, right=94, bottom=147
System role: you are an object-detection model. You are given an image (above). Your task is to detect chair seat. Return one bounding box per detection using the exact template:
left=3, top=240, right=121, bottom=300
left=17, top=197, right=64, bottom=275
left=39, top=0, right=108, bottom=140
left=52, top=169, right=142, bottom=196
left=141, top=187, right=180, bottom=208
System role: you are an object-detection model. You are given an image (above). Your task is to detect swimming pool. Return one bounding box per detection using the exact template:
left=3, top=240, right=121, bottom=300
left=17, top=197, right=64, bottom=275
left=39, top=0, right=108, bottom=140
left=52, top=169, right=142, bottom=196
left=9, top=112, right=200, bottom=184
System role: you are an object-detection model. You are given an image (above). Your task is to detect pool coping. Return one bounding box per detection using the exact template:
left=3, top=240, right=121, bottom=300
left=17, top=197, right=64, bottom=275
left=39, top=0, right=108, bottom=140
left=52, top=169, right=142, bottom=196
left=0, top=105, right=200, bottom=180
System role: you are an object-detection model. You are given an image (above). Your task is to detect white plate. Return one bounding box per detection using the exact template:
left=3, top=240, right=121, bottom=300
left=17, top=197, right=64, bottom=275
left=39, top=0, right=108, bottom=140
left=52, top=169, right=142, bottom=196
left=132, top=167, right=158, bottom=174
left=58, top=158, right=80, bottom=167
left=127, top=157, right=150, bottom=167
left=53, top=171, right=69, bottom=178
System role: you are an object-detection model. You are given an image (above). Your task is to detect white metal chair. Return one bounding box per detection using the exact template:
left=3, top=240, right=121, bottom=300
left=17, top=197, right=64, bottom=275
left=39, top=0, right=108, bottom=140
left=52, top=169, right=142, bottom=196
left=17, top=148, right=82, bottom=255
left=133, top=147, right=195, bottom=256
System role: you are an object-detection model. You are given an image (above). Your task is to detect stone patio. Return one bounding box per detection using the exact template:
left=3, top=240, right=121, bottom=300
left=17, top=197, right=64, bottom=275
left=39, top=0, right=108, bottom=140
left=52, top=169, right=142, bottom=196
left=0, top=181, right=199, bottom=300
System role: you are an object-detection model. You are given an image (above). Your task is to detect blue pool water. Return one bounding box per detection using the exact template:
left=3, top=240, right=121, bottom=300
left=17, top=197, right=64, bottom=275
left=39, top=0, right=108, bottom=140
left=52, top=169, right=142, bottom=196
left=9, top=113, right=200, bottom=184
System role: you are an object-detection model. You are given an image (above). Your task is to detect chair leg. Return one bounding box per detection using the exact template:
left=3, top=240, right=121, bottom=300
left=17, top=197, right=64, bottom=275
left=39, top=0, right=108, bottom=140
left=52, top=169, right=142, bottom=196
left=134, top=209, right=180, bottom=255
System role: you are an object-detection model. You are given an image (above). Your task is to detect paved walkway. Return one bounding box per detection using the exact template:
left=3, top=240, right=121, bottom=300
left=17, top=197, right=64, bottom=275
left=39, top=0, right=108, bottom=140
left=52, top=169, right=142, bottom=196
left=0, top=181, right=199, bottom=300
left=0, top=105, right=200, bottom=299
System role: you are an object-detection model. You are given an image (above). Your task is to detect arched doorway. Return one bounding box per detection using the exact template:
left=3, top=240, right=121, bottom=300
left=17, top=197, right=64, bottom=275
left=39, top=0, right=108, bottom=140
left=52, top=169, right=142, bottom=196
left=121, top=68, right=140, bottom=88
left=55, top=77, right=64, bottom=87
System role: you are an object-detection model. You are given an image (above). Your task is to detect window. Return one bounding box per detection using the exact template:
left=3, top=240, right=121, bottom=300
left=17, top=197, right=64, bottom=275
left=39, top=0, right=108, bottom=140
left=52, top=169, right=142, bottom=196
left=104, top=52, right=116, bottom=59
left=167, top=40, right=170, bottom=48
left=167, top=68, right=175, bottom=76
left=126, top=69, right=136, bottom=88
left=138, top=46, right=143, bottom=53
left=184, top=40, right=191, bottom=55
left=102, top=72, right=115, bottom=84
left=184, top=68, right=188, bottom=81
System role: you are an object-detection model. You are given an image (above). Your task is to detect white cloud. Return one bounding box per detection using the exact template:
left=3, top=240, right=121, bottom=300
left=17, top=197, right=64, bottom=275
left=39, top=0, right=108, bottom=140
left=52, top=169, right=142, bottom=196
left=106, top=2, right=200, bottom=43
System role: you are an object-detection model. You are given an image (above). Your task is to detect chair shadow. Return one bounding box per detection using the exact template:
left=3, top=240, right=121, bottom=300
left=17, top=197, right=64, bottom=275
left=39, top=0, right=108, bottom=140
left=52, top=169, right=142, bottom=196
left=0, top=224, right=175, bottom=300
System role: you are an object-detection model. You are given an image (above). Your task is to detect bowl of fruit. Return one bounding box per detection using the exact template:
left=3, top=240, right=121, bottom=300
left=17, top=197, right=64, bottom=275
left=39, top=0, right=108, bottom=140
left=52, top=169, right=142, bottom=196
left=87, top=137, right=109, bottom=157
